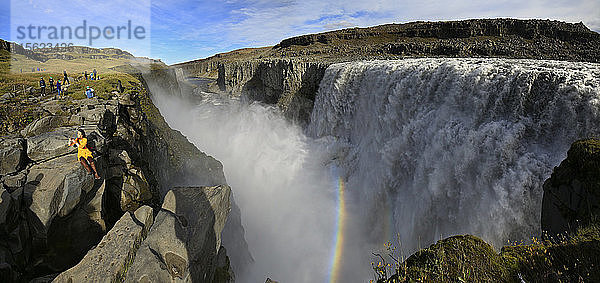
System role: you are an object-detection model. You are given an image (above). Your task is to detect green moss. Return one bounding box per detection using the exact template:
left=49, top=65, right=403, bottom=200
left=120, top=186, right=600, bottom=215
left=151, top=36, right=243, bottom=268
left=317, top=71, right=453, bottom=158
left=0, top=94, right=44, bottom=136
left=378, top=226, right=600, bottom=283
left=500, top=223, right=600, bottom=283
left=564, top=139, right=600, bottom=186
left=398, top=235, right=512, bottom=282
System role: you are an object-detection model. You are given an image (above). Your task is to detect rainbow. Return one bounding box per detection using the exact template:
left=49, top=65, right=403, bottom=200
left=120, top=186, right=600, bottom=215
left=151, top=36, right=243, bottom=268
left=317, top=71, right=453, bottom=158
left=329, top=177, right=346, bottom=283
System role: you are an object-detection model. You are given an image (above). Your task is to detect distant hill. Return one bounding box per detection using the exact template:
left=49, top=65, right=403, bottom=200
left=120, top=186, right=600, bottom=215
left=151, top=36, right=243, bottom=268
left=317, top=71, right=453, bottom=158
left=0, top=39, right=164, bottom=74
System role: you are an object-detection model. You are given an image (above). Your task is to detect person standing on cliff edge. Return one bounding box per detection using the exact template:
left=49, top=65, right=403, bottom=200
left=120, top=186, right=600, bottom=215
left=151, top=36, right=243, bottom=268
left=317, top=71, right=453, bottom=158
left=39, top=77, right=46, bottom=96
left=56, top=80, right=62, bottom=99
left=69, top=129, right=100, bottom=179
left=63, top=70, right=70, bottom=85
left=49, top=77, right=54, bottom=93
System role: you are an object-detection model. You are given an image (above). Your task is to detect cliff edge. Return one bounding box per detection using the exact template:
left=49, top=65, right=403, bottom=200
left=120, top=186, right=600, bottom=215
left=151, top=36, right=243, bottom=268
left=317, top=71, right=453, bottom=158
left=173, top=19, right=600, bottom=126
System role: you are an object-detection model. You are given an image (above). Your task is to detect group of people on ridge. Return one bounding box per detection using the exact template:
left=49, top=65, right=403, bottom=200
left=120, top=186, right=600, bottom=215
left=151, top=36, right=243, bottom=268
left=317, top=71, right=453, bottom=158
left=83, top=69, right=98, bottom=80
left=38, top=70, right=70, bottom=97
left=38, top=69, right=101, bottom=99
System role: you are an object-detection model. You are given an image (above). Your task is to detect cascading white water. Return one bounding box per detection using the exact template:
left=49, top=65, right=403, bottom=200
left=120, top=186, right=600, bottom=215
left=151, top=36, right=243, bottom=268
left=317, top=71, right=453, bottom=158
left=150, top=91, right=341, bottom=283
left=307, top=58, right=600, bottom=254
left=150, top=58, right=600, bottom=282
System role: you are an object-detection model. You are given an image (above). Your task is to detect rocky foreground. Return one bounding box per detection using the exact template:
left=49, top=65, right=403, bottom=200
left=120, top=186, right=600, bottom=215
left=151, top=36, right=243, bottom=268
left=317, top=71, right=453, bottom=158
left=0, top=73, right=240, bottom=282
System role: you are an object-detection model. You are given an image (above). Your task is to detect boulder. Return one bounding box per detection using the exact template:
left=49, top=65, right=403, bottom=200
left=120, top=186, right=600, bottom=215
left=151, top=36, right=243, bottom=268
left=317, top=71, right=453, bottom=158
left=83, top=180, right=107, bottom=230
left=20, top=116, right=68, bottom=137
left=104, top=149, right=152, bottom=226
left=105, top=149, right=131, bottom=181
left=403, top=235, right=510, bottom=281
left=26, top=126, right=104, bottom=162
left=26, top=127, right=77, bottom=162
left=24, top=155, right=94, bottom=238
left=40, top=100, right=66, bottom=116
left=71, top=101, right=118, bottom=125
left=52, top=206, right=154, bottom=283
left=36, top=179, right=107, bottom=274
left=0, top=137, right=28, bottom=176
left=125, top=185, right=231, bottom=282
left=541, top=138, right=600, bottom=238
left=120, top=167, right=152, bottom=212
left=1, top=171, right=28, bottom=190
left=117, top=93, right=136, bottom=106
left=68, top=115, right=84, bottom=126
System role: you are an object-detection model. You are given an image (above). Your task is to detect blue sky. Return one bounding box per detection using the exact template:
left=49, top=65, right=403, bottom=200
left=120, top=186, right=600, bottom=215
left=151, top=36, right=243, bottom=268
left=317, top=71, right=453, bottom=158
left=1, top=0, right=599, bottom=64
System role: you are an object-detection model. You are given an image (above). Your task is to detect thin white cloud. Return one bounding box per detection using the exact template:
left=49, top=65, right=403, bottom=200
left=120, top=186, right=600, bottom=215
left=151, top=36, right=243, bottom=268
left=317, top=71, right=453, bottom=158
left=323, top=20, right=355, bottom=30
left=217, top=0, right=600, bottom=48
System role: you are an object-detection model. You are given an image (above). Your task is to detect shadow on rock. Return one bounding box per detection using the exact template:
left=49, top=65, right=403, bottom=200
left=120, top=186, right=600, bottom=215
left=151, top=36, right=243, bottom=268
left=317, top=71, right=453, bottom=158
left=124, top=185, right=232, bottom=282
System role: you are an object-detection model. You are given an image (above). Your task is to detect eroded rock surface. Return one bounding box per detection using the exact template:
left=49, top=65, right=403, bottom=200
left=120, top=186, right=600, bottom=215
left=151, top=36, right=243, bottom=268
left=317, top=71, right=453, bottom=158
left=125, top=185, right=231, bottom=282
left=53, top=205, right=154, bottom=283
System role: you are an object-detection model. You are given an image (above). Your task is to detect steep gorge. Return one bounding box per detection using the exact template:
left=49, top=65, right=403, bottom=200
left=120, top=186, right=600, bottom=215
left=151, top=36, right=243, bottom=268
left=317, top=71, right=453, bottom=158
left=158, top=58, right=600, bottom=282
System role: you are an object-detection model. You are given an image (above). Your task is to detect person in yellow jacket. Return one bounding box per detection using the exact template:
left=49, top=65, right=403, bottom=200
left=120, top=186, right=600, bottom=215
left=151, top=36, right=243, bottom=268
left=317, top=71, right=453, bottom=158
left=69, top=129, right=100, bottom=179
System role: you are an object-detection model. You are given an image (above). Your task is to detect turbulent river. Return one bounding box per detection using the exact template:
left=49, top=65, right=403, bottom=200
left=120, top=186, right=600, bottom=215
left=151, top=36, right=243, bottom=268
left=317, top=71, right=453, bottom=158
left=151, top=58, right=600, bottom=282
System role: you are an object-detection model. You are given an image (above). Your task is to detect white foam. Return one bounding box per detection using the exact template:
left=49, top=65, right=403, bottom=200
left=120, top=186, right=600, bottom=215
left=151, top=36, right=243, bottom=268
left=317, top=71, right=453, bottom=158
left=308, top=58, right=600, bottom=253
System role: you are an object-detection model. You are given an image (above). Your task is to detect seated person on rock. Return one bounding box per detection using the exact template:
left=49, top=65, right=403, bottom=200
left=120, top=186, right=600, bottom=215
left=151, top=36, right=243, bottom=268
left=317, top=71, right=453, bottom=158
left=69, top=129, right=100, bottom=179
left=85, top=86, right=95, bottom=98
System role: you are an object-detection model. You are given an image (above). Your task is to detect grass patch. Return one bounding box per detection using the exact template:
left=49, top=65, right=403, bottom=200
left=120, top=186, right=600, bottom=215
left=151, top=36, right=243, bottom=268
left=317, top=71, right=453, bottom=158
left=373, top=219, right=600, bottom=282
left=66, top=72, right=141, bottom=100
left=500, top=222, right=600, bottom=282
left=372, top=235, right=512, bottom=282
left=0, top=48, right=145, bottom=135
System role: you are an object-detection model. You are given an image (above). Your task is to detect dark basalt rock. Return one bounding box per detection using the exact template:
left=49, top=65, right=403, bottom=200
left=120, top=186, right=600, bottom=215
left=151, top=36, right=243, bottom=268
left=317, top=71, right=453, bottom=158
left=541, top=138, right=600, bottom=238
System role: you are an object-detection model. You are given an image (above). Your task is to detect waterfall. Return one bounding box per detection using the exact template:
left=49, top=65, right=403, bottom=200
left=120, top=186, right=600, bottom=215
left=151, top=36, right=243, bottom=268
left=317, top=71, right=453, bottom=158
left=150, top=91, right=339, bottom=283
left=150, top=58, right=600, bottom=282
left=307, top=58, right=600, bottom=254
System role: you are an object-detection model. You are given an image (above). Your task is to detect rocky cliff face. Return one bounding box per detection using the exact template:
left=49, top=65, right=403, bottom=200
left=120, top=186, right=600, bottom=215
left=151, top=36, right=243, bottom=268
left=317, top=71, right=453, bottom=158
left=174, top=19, right=600, bottom=126
left=138, top=70, right=226, bottom=197
left=541, top=138, right=600, bottom=238
left=277, top=19, right=598, bottom=50
left=0, top=74, right=234, bottom=281
left=0, top=98, right=123, bottom=281
left=142, top=67, right=254, bottom=280
left=216, top=59, right=328, bottom=124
